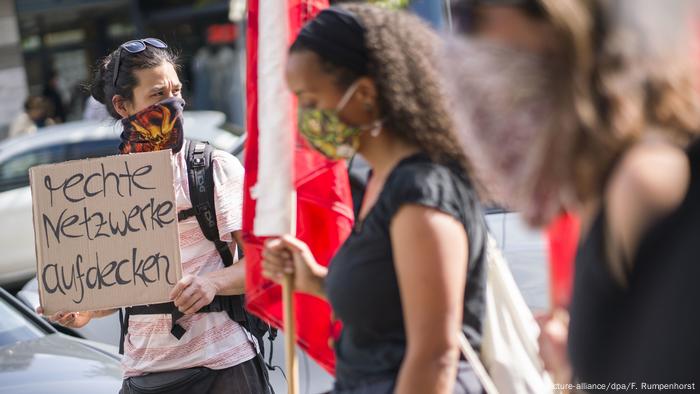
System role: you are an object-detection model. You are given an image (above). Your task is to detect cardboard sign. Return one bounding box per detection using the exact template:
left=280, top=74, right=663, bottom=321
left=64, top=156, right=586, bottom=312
left=29, top=150, right=182, bottom=314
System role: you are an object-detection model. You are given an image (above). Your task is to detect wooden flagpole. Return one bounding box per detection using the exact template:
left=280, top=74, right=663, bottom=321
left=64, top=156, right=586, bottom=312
left=284, top=189, right=299, bottom=394
left=283, top=274, right=299, bottom=394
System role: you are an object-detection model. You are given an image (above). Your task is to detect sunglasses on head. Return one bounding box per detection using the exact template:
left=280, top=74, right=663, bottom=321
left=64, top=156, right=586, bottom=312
left=112, top=38, right=168, bottom=87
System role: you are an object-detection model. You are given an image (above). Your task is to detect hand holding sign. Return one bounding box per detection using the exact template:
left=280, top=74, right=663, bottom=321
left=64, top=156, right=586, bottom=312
left=170, top=274, right=218, bottom=315
left=36, top=307, right=92, bottom=329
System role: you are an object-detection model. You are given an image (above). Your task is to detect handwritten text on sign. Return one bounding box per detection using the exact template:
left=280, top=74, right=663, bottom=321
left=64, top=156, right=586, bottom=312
left=30, top=150, right=182, bottom=314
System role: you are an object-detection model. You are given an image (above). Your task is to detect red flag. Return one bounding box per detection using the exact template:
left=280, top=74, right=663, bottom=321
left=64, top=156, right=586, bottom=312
left=243, top=0, right=354, bottom=375
left=546, top=212, right=579, bottom=309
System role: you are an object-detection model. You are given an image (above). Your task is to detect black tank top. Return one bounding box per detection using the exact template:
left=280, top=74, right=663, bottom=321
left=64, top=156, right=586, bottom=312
left=325, top=154, right=487, bottom=389
left=569, top=140, right=700, bottom=385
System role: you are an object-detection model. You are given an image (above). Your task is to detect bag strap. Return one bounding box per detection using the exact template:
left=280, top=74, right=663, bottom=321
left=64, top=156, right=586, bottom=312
left=459, top=331, right=499, bottom=394
left=118, top=308, right=127, bottom=354
left=459, top=233, right=498, bottom=393
left=184, top=140, right=234, bottom=267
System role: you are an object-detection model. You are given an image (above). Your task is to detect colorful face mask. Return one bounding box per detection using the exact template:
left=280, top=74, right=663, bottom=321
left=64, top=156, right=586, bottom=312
left=119, top=97, right=185, bottom=154
left=298, top=81, right=368, bottom=160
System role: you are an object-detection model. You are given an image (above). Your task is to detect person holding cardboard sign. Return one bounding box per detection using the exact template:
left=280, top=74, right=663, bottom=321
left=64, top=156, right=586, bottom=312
left=38, top=38, right=271, bottom=394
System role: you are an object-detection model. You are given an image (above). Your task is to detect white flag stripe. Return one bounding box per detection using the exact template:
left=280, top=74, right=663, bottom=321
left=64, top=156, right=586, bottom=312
left=253, top=0, right=296, bottom=236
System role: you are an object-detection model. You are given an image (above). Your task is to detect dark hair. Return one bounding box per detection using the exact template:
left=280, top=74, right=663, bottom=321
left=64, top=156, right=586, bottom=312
left=24, top=96, right=46, bottom=111
left=90, top=43, right=178, bottom=119
left=290, top=4, right=475, bottom=179
left=290, top=38, right=361, bottom=88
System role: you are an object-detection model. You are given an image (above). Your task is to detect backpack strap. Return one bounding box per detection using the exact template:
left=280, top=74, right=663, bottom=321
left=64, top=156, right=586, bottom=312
left=184, top=140, right=234, bottom=267
left=118, top=308, right=127, bottom=354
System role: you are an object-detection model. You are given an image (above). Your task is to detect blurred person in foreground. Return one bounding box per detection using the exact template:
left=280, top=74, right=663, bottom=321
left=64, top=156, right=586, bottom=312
left=38, top=38, right=270, bottom=394
left=9, top=96, right=55, bottom=138
left=262, top=4, right=487, bottom=393
left=441, top=0, right=700, bottom=386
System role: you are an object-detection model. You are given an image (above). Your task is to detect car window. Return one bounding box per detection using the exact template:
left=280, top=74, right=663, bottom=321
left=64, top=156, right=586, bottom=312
left=0, top=298, right=43, bottom=347
left=0, top=139, right=120, bottom=193
left=66, top=139, right=120, bottom=161
left=0, top=145, right=66, bottom=193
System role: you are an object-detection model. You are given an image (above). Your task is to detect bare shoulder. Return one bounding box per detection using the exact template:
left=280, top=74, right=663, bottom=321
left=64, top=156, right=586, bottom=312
left=602, top=140, right=690, bottom=269
left=390, top=204, right=468, bottom=263
left=607, top=140, right=690, bottom=218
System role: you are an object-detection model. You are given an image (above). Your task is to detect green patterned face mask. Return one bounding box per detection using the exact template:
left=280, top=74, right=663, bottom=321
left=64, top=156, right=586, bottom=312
left=298, top=81, right=374, bottom=160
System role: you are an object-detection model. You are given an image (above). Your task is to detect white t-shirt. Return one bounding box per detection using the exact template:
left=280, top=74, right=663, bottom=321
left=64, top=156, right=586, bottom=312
left=121, top=141, right=256, bottom=377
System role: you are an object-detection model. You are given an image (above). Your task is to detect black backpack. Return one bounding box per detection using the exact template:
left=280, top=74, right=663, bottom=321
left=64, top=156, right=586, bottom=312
left=119, top=140, right=277, bottom=365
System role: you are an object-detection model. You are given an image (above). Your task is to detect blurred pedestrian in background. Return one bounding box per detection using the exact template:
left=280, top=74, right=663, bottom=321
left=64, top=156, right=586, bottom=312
left=442, top=0, right=700, bottom=386
left=8, top=96, right=55, bottom=138
left=192, top=24, right=244, bottom=127
left=262, top=4, right=487, bottom=393
left=42, top=70, right=67, bottom=123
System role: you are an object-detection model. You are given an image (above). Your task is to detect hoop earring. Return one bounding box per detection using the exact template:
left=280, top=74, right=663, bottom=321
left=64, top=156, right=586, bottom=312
left=370, top=120, right=382, bottom=137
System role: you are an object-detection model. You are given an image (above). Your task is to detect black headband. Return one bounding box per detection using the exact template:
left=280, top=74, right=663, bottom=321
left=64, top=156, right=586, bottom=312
left=293, top=7, right=369, bottom=75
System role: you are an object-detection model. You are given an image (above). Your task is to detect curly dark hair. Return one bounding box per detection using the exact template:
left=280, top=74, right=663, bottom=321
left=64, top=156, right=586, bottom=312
left=292, top=3, right=475, bottom=180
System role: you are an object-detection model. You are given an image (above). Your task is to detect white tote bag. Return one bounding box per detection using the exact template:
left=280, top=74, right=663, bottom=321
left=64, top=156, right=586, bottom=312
left=460, top=234, right=553, bottom=394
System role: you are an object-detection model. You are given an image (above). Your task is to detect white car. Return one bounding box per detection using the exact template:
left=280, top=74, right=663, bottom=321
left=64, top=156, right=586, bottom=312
left=0, top=287, right=123, bottom=394
left=0, top=111, right=240, bottom=288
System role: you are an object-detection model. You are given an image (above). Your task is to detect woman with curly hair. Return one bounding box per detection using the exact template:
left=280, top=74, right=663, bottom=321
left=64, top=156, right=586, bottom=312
left=262, top=4, right=486, bottom=394
left=443, top=0, right=700, bottom=386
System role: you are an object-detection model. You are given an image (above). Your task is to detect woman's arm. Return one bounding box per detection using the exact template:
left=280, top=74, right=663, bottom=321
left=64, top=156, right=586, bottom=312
left=391, top=204, right=469, bottom=394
